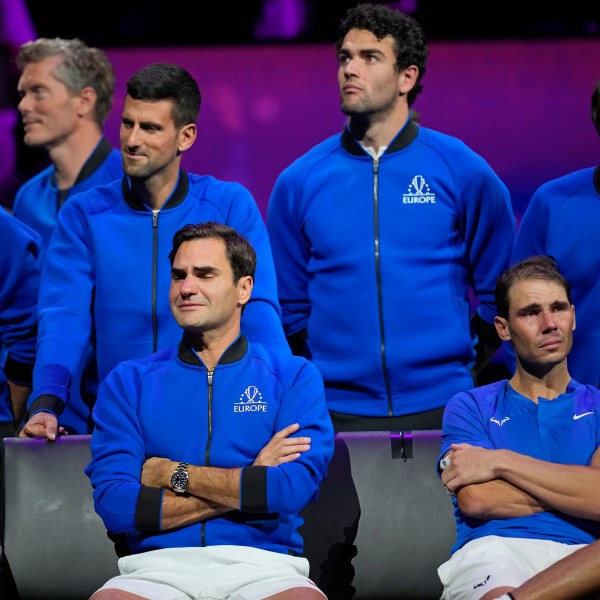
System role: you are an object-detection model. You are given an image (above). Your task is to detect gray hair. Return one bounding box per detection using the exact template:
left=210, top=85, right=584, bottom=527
left=18, top=37, right=115, bottom=126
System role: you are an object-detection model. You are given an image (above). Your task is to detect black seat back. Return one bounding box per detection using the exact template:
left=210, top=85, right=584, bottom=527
left=2, top=430, right=455, bottom=599
left=2, top=435, right=119, bottom=600
left=300, top=430, right=455, bottom=599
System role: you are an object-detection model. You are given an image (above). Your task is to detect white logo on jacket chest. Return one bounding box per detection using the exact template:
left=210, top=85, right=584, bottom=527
left=402, top=175, right=436, bottom=204
left=234, top=385, right=267, bottom=413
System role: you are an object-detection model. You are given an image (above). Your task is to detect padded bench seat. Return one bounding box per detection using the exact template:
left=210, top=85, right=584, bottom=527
left=1, top=430, right=455, bottom=599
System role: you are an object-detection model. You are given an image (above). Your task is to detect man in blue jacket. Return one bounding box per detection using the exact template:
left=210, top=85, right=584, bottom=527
left=19, top=62, right=287, bottom=439
left=12, top=38, right=123, bottom=429
left=266, top=3, right=516, bottom=432
left=86, top=221, right=333, bottom=600
left=12, top=37, right=123, bottom=264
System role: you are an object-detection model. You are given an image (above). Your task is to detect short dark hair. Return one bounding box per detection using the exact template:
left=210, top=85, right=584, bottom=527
left=592, top=80, right=600, bottom=137
left=169, top=222, right=256, bottom=284
left=495, top=255, right=572, bottom=319
left=18, top=37, right=115, bottom=126
left=126, top=62, right=200, bottom=129
left=335, top=3, right=428, bottom=106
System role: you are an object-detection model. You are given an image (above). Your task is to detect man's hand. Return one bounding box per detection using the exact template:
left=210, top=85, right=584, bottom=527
left=441, top=443, right=499, bottom=494
left=142, top=457, right=176, bottom=488
left=18, top=412, right=66, bottom=441
left=253, top=423, right=311, bottom=466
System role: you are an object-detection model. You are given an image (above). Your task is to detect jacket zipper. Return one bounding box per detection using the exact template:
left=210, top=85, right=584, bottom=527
left=151, top=209, right=159, bottom=352
left=372, top=158, right=393, bottom=416
left=200, top=368, right=214, bottom=546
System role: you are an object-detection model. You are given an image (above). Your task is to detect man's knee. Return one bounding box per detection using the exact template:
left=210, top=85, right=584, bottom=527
left=265, top=586, right=327, bottom=600
left=90, top=588, right=149, bottom=600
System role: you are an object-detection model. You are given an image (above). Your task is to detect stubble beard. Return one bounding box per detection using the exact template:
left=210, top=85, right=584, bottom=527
left=340, top=95, right=371, bottom=118
left=122, top=157, right=154, bottom=180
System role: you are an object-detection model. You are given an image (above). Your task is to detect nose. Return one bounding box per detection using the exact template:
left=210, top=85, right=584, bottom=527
left=17, top=94, right=30, bottom=113
left=179, top=275, right=196, bottom=298
left=343, top=59, right=358, bottom=79
left=539, top=309, right=557, bottom=332
left=121, top=124, right=140, bottom=148
left=339, top=55, right=359, bottom=80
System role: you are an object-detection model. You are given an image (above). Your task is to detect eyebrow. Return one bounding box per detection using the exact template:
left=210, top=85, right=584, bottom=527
left=339, top=47, right=386, bottom=58
left=515, top=300, right=570, bottom=314
left=121, top=115, right=164, bottom=128
left=171, top=266, right=218, bottom=277
left=139, top=119, right=163, bottom=129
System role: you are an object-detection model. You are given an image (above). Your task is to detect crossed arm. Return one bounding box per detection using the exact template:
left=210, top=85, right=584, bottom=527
left=141, top=423, right=311, bottom=531
left=441, top=443, right=600, bottom=520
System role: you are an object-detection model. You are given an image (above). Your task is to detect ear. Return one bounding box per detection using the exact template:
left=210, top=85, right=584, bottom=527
left=398, top=65, right=418, bottom=96
left=178, top=123, right=197, bottom=153
left=572, top=304, right=576, bottom=331
left=494, top=315, right=511, bottom=342
left=76, top=86, right=97, bottom=119
left=237, top=275, right=253, bottom=307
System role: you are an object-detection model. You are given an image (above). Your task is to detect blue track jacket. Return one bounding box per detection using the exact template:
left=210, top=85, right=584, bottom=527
left=12, top=137, right=122, bottom=266
left=86, top=334, right=334, bottom=556
left=28, top=170, right=288, bottom=433
left=267, top=119, right=516, bottom=417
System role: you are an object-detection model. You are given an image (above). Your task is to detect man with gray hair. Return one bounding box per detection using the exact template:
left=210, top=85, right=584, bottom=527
left=11, top=37, right=123, bottom=431
left=18, top=62, right=287, bottom=439
left=12, top=37, right=122, bottom=262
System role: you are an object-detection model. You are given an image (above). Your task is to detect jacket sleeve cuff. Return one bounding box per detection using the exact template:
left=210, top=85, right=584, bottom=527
left=240, top=465, right=268, bottom=512
left=28, top=364, right=72, bottom=407
left=135, top=485, right=164, bottom=531
left=28, top=394, right=65, bottom=417
left=4, top=355, right=34, bottom=385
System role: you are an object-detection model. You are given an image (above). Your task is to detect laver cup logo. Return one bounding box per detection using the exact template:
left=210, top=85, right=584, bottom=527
left=403, top=175, right=436, bottom=204
left=234, top=385, right=267, bottom=412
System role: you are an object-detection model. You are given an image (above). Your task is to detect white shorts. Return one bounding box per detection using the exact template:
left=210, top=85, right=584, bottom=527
left=94, top=545, right=325, bottom=600
left=438, top=535, right=587, bottom=600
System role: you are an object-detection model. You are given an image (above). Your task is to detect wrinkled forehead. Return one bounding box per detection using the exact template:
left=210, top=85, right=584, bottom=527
left=173, top=237, right=228, bottom=266
left=507, top=278, right=569, bottom=310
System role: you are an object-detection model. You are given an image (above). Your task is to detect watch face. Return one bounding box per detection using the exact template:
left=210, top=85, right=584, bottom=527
left=171, top=469, right=188, bottom=493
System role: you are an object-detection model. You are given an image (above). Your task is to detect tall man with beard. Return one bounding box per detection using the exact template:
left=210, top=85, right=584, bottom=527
left=267, top=3, right=516, bottom=432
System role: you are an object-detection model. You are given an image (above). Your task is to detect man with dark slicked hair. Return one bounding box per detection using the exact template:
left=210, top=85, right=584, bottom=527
left=20, top=62, right=287, bottom=440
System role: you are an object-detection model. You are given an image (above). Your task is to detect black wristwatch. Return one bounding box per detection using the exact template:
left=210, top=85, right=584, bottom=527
left=170, top=462, right=189, bottom=494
